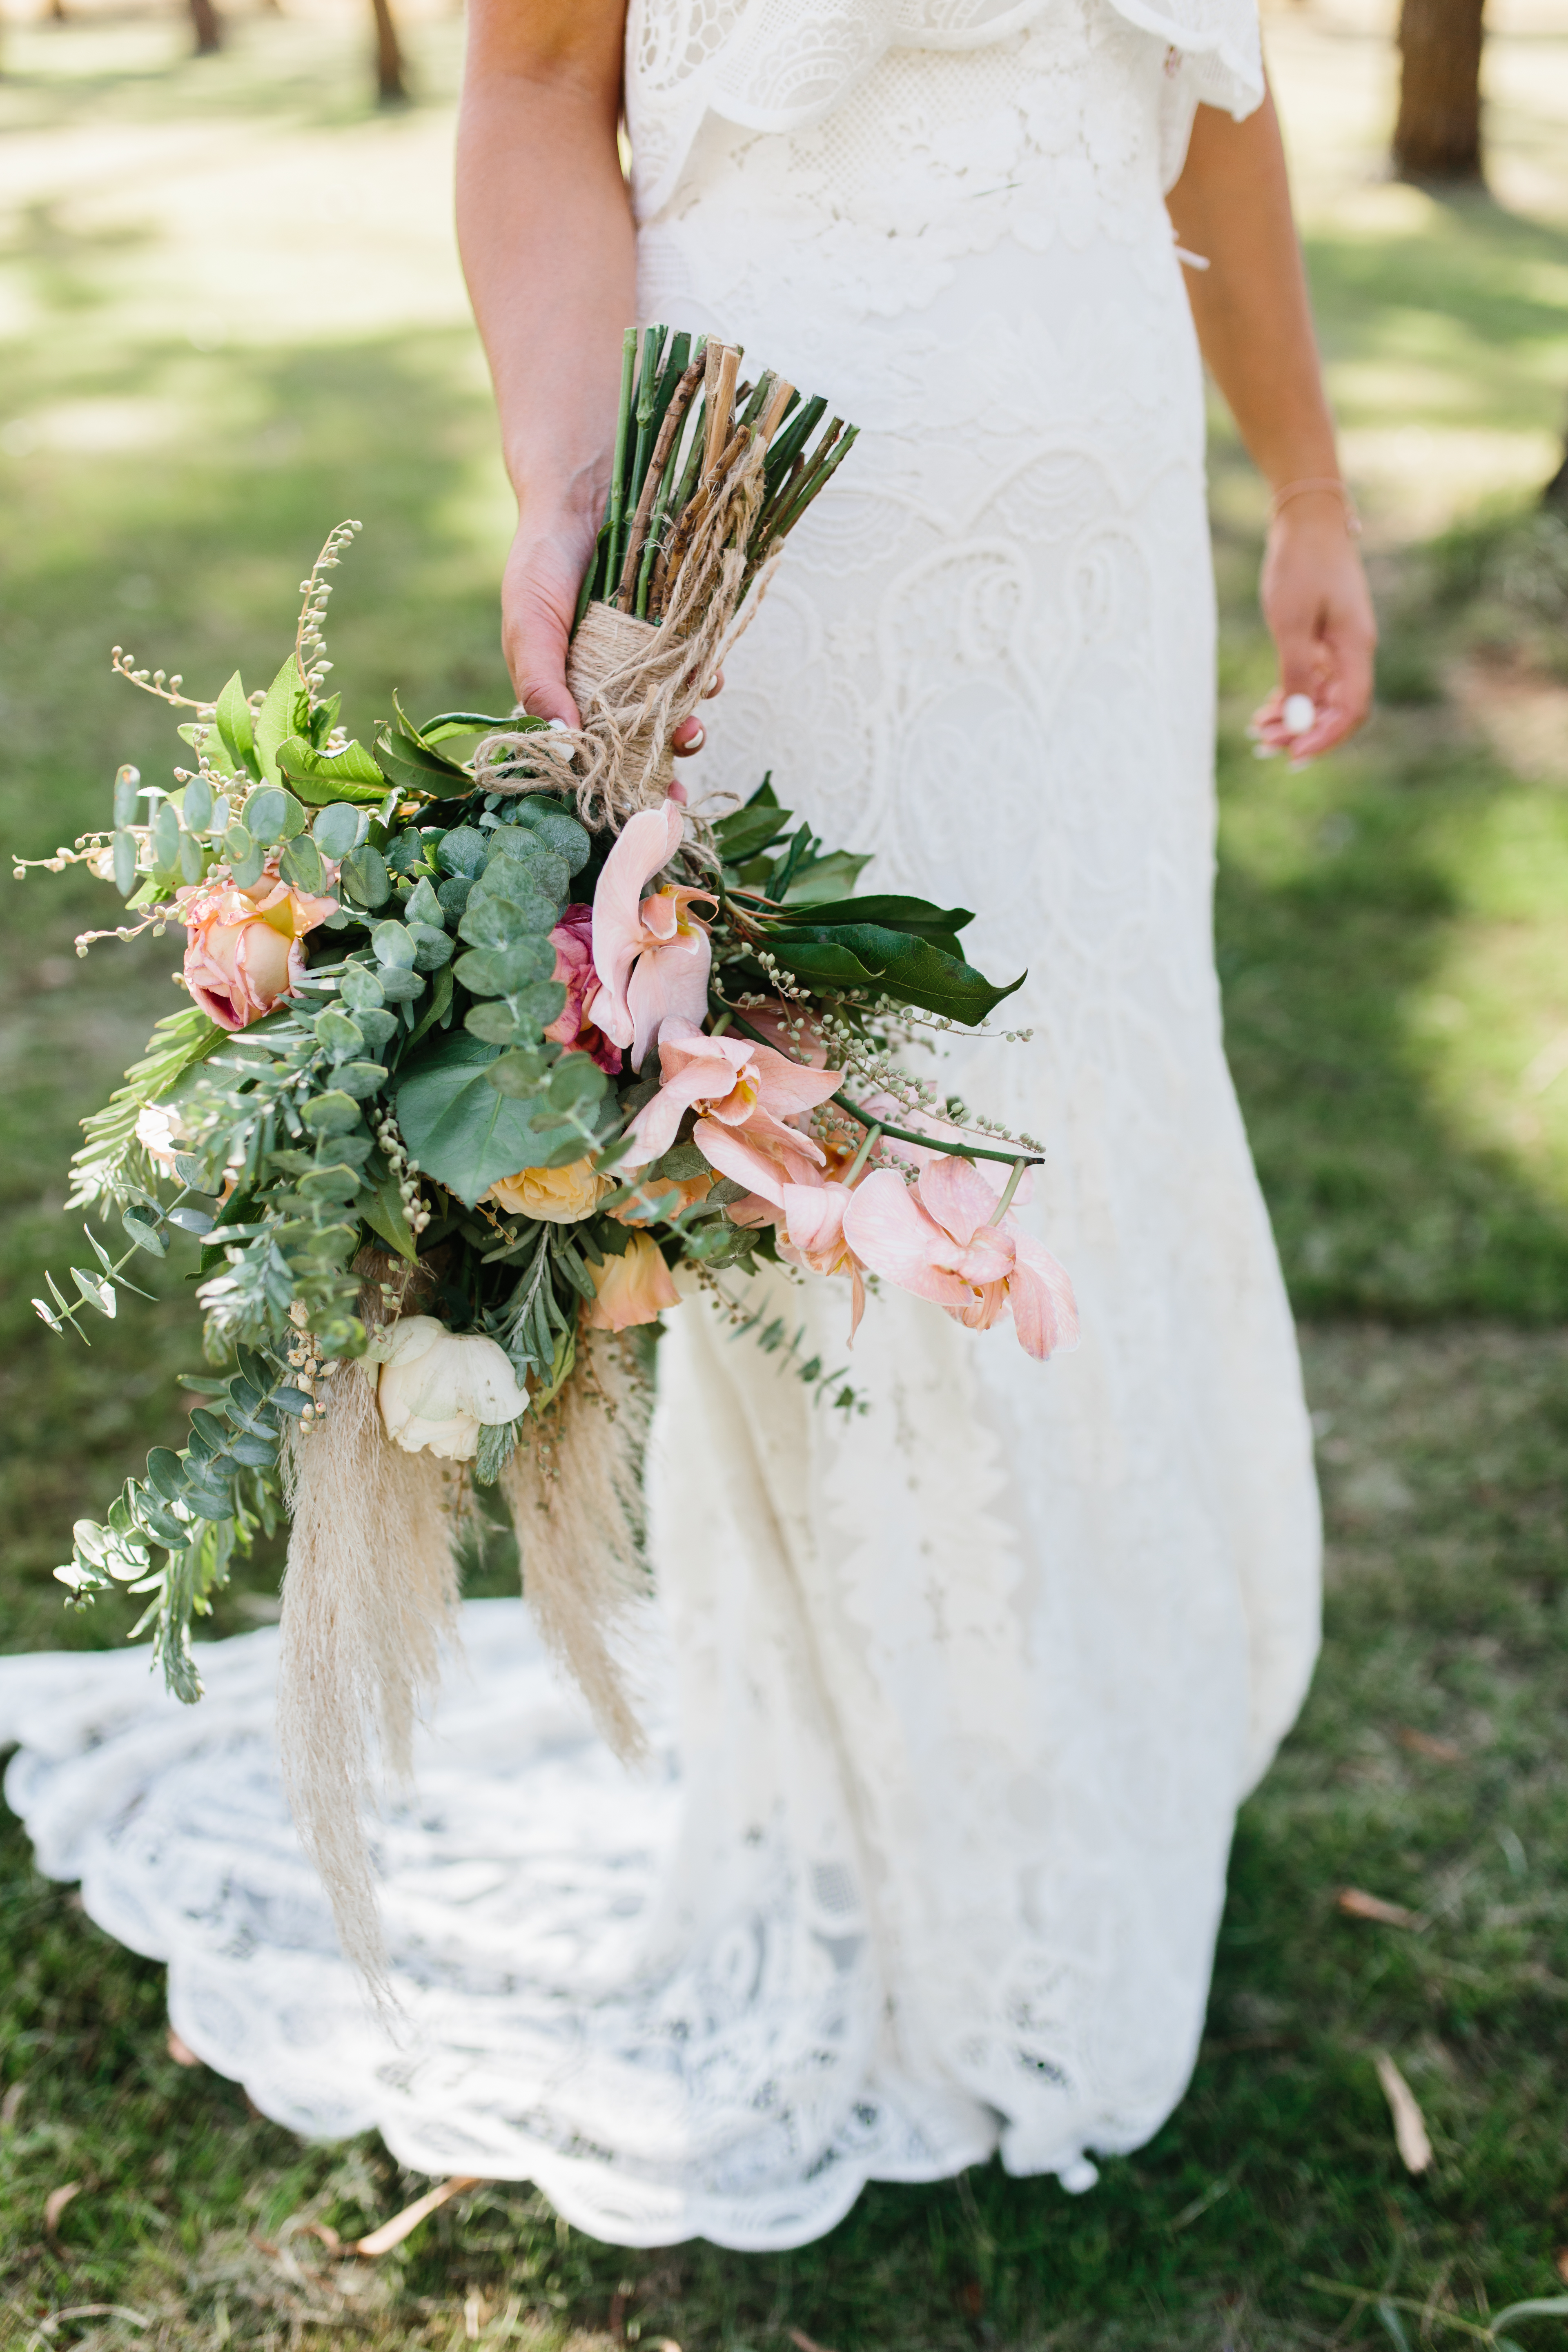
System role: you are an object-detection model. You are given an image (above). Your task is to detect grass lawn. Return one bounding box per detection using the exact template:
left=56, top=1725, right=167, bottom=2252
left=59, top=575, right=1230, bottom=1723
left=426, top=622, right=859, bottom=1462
left=2, top=1, right=1568, bottom=2344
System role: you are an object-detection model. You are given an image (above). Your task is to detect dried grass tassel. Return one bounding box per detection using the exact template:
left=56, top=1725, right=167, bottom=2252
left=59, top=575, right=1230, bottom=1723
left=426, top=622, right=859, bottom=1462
left=276, top=1359, right=458, bottom=1995
left=500, top=1334, right=652, bottom=1765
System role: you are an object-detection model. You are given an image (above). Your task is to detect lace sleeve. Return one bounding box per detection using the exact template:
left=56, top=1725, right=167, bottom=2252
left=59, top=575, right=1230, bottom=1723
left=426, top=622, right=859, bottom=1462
left=626, top=0, right=1263, bottom=216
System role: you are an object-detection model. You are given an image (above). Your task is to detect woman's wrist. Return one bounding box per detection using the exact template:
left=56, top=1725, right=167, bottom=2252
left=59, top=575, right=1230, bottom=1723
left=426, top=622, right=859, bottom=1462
left=1266, top=475, right=1361, bottom=537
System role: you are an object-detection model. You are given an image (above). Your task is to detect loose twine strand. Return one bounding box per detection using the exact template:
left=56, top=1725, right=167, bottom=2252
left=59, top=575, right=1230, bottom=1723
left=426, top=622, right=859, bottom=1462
left=471, top=432, right=780, bottom=831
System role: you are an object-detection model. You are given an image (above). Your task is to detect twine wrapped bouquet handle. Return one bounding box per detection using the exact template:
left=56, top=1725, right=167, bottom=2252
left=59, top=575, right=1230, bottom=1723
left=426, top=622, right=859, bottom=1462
left=472, top=332, right=855, bottom=829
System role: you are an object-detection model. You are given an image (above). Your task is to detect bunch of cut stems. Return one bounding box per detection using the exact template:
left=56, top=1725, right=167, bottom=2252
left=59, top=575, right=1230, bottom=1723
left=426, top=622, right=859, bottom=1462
left=574, top=325, right=858, bottom=630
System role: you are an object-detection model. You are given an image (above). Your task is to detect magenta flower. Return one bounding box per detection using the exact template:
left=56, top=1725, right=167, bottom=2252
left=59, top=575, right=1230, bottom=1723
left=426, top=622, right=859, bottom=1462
left=545, top=902, right=621, bottom=1074
left=590, top=801, right=716, bottom=1071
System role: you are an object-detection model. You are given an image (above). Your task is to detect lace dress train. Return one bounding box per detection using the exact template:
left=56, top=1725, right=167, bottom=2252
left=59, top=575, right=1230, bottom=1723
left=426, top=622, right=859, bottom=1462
left=0, top=0, right=1320, bottom=2253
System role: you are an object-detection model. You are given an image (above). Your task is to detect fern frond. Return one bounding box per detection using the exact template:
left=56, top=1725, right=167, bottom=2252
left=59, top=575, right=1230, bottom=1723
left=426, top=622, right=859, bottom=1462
left=67, top=1003, right=223, bottom=1208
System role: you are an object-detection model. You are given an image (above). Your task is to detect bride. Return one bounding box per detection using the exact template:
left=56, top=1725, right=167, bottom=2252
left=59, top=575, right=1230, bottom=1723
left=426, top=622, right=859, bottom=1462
left=0, top=0, right=1373, bottom=2255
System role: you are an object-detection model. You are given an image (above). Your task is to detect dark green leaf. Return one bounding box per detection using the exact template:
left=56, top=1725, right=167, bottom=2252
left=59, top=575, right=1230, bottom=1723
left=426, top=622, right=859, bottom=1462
left=771, top=894, right=976, bottom=938
left=763, top=925, right=1025, bottom=1024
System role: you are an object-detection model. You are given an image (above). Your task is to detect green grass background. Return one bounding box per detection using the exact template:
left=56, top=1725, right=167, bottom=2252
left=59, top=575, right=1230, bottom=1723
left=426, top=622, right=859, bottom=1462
left=3, top=1, right=1568, bottom=2344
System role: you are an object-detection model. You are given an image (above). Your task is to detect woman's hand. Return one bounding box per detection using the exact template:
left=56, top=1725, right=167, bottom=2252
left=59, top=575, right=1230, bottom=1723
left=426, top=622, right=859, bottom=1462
left=503, top=515, right=717, bottom=754
left=1250, top=493, right=1377, bottom=762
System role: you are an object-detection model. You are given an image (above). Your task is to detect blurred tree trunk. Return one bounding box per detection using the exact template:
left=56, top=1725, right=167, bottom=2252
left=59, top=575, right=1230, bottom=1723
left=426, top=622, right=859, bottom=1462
left=1392, top=0, right=1485, bottom=181
left=370, top=0, right=408, bottom=103
left=1544, top=441, right=1568, bottom=518
left=189, top=0, right=223, bottom=53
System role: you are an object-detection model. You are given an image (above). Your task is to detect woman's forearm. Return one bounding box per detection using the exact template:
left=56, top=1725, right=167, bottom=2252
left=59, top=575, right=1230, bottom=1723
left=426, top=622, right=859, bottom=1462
left=1167, top=86, right=1375, bottom=757
left=1165, top=89, right=1340, bottom=496
left=456, top=0, right=634, bottom=713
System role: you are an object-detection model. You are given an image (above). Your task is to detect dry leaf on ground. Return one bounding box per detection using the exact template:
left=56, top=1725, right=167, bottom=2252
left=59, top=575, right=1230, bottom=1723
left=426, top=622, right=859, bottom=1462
left=44, top=2182, right=82, bottom=2237
left=788, top=2330, right=842, bottom=2352
left=1397, top=1728, right=1463, bottom=1763
left=352, top=2174, right=484, bottom=2257
left=1339, top=1887, right=1427, bottom=1930
left=1375, top=2053, right=1434, bottom=2173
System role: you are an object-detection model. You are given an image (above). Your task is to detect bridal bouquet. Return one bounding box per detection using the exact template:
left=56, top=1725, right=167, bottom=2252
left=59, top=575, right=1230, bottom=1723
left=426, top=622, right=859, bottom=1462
left=25, top=330, right=1076, bottom=1971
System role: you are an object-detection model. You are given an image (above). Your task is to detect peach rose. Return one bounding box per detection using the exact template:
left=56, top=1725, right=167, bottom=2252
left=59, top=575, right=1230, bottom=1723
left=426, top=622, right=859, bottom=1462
left=609, top=1170, right=713, bottom=1226
left=178, top=868, right=337, bottom=1031
left=485, top=1156, right=611, bottom=1224
left=583, top=1232, right=679, bottom=1331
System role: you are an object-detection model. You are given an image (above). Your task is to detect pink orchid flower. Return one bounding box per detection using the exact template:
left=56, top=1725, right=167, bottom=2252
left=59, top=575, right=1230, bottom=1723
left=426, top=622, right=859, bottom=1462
left=621, top=1018, right=841, bottom=1200
left=781, top=1181, right=868, bottom=1337
left=842, top=1155, right=1079, bottom=1361
left=591, top=801, right=716, bottom=1071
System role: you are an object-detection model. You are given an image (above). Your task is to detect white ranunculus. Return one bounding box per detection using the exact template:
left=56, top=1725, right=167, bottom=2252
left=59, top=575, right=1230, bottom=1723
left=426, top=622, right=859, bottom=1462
left=374, top=1315, right=529, bottom=1461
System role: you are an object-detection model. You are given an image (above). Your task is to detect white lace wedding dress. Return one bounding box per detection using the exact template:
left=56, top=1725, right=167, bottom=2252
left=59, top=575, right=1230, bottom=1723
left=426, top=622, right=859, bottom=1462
left=0, top=0, right=1321, bottom=2253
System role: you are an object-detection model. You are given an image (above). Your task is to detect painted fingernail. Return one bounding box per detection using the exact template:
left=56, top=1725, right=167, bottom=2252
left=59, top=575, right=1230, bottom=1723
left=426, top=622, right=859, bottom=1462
left=1252, top=743, right=1280, bottom=761
left=677, top=723, right=704, bottom=753
left=1283, top=693, right=1316, bottom=736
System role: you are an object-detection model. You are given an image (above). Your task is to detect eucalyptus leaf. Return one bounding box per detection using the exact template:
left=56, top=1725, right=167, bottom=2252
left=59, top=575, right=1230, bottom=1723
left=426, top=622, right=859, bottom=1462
left=436, top=826, right=489, bottom=878
left=112, top=829, right=138, bottom=896
left=113, top=766, right=142, bottom=828
left=341, top=844, right=392, bottom=908
left=313, top=802, right=363, bottom=860
left=396, top=1034, right=581, bottom=1206
left=339, top=963, right=386, bottom=1010
left=183, top=775, right=214, bottom=833
left=151, top=801, right=180, bottom=872
left=372, top=919, right=418, bottom=971
left=243, top=786, right=292, bottom=848
left=278, top=834, right=325, bottom=894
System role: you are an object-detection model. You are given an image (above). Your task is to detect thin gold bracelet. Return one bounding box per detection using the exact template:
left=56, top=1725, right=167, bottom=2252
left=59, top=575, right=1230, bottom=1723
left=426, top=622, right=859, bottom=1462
left=1268, top=476, right=1363, bottom=537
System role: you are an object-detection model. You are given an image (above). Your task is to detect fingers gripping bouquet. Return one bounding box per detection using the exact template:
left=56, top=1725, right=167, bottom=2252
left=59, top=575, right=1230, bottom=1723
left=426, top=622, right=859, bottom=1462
left=25, top=330, right=1078, bottom=1975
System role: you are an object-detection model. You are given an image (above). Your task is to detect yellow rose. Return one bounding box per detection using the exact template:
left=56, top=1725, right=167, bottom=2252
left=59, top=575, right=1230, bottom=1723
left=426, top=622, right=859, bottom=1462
left=485, top=1157, right=611, bottom=1223
left=584, top=1232, right=680, bottom=1332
